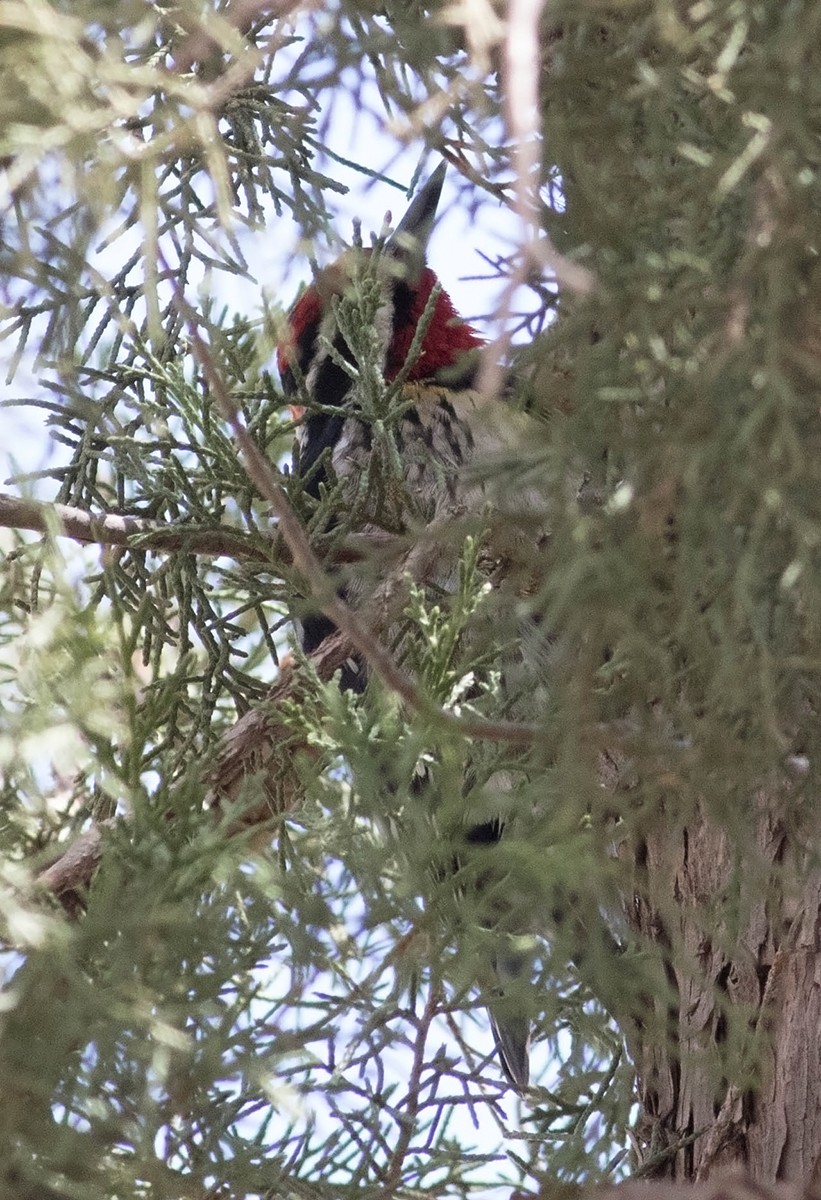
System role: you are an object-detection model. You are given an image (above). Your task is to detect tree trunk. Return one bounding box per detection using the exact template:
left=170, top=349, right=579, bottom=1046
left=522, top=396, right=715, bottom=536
left=627, top=787, right=821, bottom=1183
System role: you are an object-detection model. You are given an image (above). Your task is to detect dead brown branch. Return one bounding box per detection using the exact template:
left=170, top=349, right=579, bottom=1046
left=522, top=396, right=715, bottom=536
left=35, top=631, right=350, bottom=906
left=0, top=491, right=270, bottom=562
left=0, top=490, right=403, bottom=568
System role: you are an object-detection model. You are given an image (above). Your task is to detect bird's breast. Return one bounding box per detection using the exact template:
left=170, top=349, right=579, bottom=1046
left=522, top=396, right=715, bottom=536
left=297, top=383, right=485, bottom=528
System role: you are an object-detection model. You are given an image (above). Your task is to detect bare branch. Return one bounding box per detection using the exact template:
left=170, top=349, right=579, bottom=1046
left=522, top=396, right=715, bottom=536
left=379, top=986, right=439, bottom=1196
left=504, top=0, right=596, bottom=297
left=36, top=822, right=110, bottom=911
left=0, top=491, right=271, bottom=562
left=475, top=1, right=595, bottom=399
left=0, top=491, right=407, bottom=572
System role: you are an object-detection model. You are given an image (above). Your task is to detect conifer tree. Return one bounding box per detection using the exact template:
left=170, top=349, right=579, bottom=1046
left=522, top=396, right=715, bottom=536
left=2, top=3, right=821, bottom=1197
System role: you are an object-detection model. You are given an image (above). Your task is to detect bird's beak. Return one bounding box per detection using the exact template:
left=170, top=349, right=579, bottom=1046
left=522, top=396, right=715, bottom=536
left=386, top=162, right=447, bottom=285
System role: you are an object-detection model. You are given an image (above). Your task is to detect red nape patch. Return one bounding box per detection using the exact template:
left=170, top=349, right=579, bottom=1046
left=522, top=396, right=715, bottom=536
left=276, top=287, right=323, bottom=377
left=386, top=267, right=484, bottom=381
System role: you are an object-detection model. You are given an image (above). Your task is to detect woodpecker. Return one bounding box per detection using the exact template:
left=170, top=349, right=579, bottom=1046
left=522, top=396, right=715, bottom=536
left=277, top=165, right=533, bottom=1092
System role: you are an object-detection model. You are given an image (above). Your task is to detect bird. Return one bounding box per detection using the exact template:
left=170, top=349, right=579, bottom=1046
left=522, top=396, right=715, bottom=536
left=276, top=164, right=536, bottom=1092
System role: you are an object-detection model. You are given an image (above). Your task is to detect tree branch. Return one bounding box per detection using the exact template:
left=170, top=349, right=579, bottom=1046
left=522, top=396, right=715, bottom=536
left=34, top=631, right=351, bottom=906
left=0, top=491, right=271, bottom=562
left=0, top=490, right=400, bottom=568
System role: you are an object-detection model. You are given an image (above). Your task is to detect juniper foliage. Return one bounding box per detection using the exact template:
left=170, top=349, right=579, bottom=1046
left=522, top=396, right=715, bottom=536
left=2, top=1, right=821, bottom=1196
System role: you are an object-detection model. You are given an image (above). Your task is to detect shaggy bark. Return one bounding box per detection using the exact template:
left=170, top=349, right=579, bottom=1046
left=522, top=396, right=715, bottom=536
left=626, top=789, right=821, bottom=1183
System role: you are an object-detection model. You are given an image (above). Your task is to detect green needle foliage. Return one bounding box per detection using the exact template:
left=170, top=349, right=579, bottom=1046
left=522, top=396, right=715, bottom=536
left=3, top=1, right=821, bottom=1197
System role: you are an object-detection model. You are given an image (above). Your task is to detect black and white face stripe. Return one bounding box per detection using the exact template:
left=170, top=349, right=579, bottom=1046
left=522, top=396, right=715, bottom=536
left=389, top=279, right=415, bottom=351
left=288, top=279, right=397, bottom=497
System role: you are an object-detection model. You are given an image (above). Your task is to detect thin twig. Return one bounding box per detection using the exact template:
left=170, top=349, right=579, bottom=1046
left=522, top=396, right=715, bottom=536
left=379, top=986, right=439, bottom=1196
left=478, top=0, right=596, bottom=396
left=505, top=0, right=595, bottom=296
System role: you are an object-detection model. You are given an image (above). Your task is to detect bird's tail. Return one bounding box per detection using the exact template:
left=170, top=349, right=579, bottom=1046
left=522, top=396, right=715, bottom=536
left=486, top=948, right=532, bottom=1093
left=460, top=812, right=535, bottom=1092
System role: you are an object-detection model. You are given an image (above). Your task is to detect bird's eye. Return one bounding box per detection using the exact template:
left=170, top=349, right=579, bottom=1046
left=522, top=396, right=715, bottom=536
left=279, top=362, right=297, bottom=398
